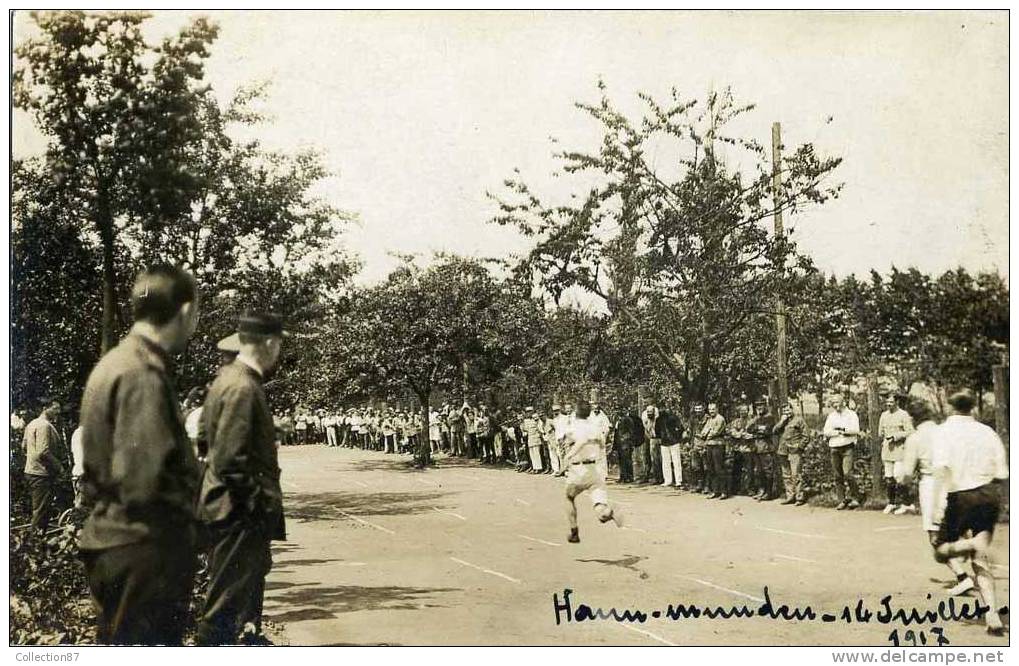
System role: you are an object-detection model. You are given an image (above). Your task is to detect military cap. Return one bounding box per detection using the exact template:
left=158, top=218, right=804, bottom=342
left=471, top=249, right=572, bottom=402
left=238, top=311, right=287, bottom=337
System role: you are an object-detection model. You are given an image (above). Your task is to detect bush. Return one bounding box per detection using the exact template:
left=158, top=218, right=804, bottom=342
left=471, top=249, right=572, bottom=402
left=10, top=520, right=96, bottom=645
left=9, top=468, right=285, bottom=645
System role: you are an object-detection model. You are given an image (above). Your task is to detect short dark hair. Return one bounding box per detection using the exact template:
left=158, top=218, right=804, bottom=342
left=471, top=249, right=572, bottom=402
left=131, top=265, right=198, bottom=325
left=905, top=397, right=936, bottom=423
left=575, top=400, right=592, bottom=419
left=947, top=390, right=976, bottom=414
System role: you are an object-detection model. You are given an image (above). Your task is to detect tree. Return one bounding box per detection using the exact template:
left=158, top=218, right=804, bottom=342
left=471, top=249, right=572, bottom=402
left=491, top=82, right=842, bottom=402
left=15, top=10, right=219, bottom=352
left=12, top=159, right=103, bottom=408
left=14, top=12, right=357, bottom=406
left=331, top=256, right=544, bottom=467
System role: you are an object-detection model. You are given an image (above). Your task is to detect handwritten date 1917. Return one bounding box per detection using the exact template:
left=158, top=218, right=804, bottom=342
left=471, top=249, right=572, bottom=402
left=888, top=628, right=949, bottom=647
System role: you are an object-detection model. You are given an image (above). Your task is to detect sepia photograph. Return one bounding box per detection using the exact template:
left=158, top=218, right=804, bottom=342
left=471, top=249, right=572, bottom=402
left=7, top=7, right=1011, bottom=654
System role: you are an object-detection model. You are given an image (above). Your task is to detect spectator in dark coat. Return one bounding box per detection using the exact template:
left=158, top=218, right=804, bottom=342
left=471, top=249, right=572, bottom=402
left=613, top=407, right=645, bottom=483
left=78, top=265, right=201, bottom=645
left=197, top=312, right=287, bottom=646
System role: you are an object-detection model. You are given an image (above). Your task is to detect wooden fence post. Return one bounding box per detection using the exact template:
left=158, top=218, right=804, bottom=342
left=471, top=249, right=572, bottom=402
left=993, top=365, right=1009, bottom=450
left=867, top=376, right=882, bottom=502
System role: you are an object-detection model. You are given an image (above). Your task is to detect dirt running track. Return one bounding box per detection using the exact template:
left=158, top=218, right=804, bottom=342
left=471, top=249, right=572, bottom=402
left=263, top=445, right=1009, bottom=646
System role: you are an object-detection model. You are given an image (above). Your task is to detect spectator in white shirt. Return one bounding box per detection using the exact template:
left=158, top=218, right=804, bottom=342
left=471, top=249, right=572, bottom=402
left=930, top=390, right=1008, bottom=636
left=70, top=424, right=85, bottom=507
left=822, top=395, right=861, bottom=510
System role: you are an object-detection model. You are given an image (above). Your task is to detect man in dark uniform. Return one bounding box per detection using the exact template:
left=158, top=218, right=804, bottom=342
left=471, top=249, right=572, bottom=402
left=683, top=404, right=707, bottom=492
left=726, top=404, right=754, bottom=497
left=23, top=399, right=66, bottom=532
left=612, top=405, right=644, bottom=483
left=774, top=403, right=810, bottom=505
left=78, top=265, right=201, bottom=645
left=197, top=312, right=287, bottom=646
left=747, top=401, right=777, bottom=501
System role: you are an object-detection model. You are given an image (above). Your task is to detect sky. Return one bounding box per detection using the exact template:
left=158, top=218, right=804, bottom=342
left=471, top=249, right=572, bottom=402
left=12, top=10, right=1010, bottom=289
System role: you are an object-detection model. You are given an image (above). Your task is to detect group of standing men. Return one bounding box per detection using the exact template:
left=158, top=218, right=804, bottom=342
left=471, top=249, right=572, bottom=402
left=610, top=399, right=813, bottom=505
left=38, top=265, right=289, bottom=645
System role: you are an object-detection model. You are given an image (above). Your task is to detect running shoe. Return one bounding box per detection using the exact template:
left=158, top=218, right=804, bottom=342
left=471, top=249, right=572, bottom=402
left=947, top=577, right=975, bottom=596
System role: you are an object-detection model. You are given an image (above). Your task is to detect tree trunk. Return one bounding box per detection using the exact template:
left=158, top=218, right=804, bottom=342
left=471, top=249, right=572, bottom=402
left=97, top=196, right=117, bottom=354
left=415, top=391, right=432, bottom=468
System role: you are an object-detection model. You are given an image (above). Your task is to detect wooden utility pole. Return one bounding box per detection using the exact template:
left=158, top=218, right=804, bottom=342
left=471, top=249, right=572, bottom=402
left=772, top=122, right=789, bottom=407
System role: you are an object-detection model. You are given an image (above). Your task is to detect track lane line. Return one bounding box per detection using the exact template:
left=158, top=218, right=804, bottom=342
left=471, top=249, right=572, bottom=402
left=336, top=509, right=396, bottom=535
left=753, top=525, right=833, bottom=540
left=450, top=557, right=521, bottom=584
left=677, top=574, right=765, bottom=604
left=517, top=534, right=562, bottom=547
left=619, top=623, right=679, bottom=646
left=433, top=507, right=467, bottom=521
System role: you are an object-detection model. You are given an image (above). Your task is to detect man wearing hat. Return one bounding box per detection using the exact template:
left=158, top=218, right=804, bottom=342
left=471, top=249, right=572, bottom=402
left=746, top=401, right=777, bottom=500
left=551, top=402, right=573, bottom=477
left=774, top=403, right=810, bottom=505
left=78, top=265, right=201, bottom=644
left=701, top=403, right=728, bottom=499
left=683, top=404, right=707, bottom=492
left=642, top=403, right=667, bottom=486
left=521, top=407, right=545, bottom=473
left=726, top=404, right=754, bottom=496
left=197, top=312, right=287, bottom=645
left=612, top=403, right=643, bottom=484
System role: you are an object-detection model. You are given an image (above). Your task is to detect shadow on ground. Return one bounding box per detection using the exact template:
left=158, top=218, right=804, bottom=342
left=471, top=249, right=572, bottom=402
left=346, top=453, right=516, bottom=475
left=285, top=489, right=453, bottom=522
left=263, top=583, right=460, bottom=623
left=577, top=554, right=650, bottom=580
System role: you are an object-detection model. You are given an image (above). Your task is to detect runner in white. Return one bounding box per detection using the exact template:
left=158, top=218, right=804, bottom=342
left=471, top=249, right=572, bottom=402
left=562, top=400, right=624, bottom=543
left=898, top=399, right=973, bottom=596
left=929, top=390, right=1009, bottom=636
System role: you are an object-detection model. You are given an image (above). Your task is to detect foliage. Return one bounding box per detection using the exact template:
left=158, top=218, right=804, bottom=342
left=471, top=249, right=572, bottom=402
left=14, top=10, right=220, bottom=352
left=329, top=256, right=545, bottom=465
left=787, top=267, right=1009, bottom=412
left=12, top=160, right=103, bottom=408
left=490, top=82, right=843, bottom=403
left=13, top=11, right=356, bottom=413
left=10, top=520, right=95, bottom=645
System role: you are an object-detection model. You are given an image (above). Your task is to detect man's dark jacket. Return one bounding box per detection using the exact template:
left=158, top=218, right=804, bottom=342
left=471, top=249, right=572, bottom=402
left=198, top=359, right=285, bottom=540
left=78, top=333, right=200, bottom=551
left=650, top=410, right=685, bottom=445
left=613, top=410, right=646, bottom=449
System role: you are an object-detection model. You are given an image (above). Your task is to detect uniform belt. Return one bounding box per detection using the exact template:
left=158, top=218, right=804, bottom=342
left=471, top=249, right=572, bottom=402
left=571, top=459, right=598, bottom=465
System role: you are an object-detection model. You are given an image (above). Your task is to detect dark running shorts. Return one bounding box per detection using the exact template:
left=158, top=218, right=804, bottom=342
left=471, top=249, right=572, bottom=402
left=937, top=483, right=1000, bottom=544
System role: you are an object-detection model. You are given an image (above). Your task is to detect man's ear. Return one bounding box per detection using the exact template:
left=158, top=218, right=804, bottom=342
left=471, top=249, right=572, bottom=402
left=179, top=300, right=195, bottom=323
